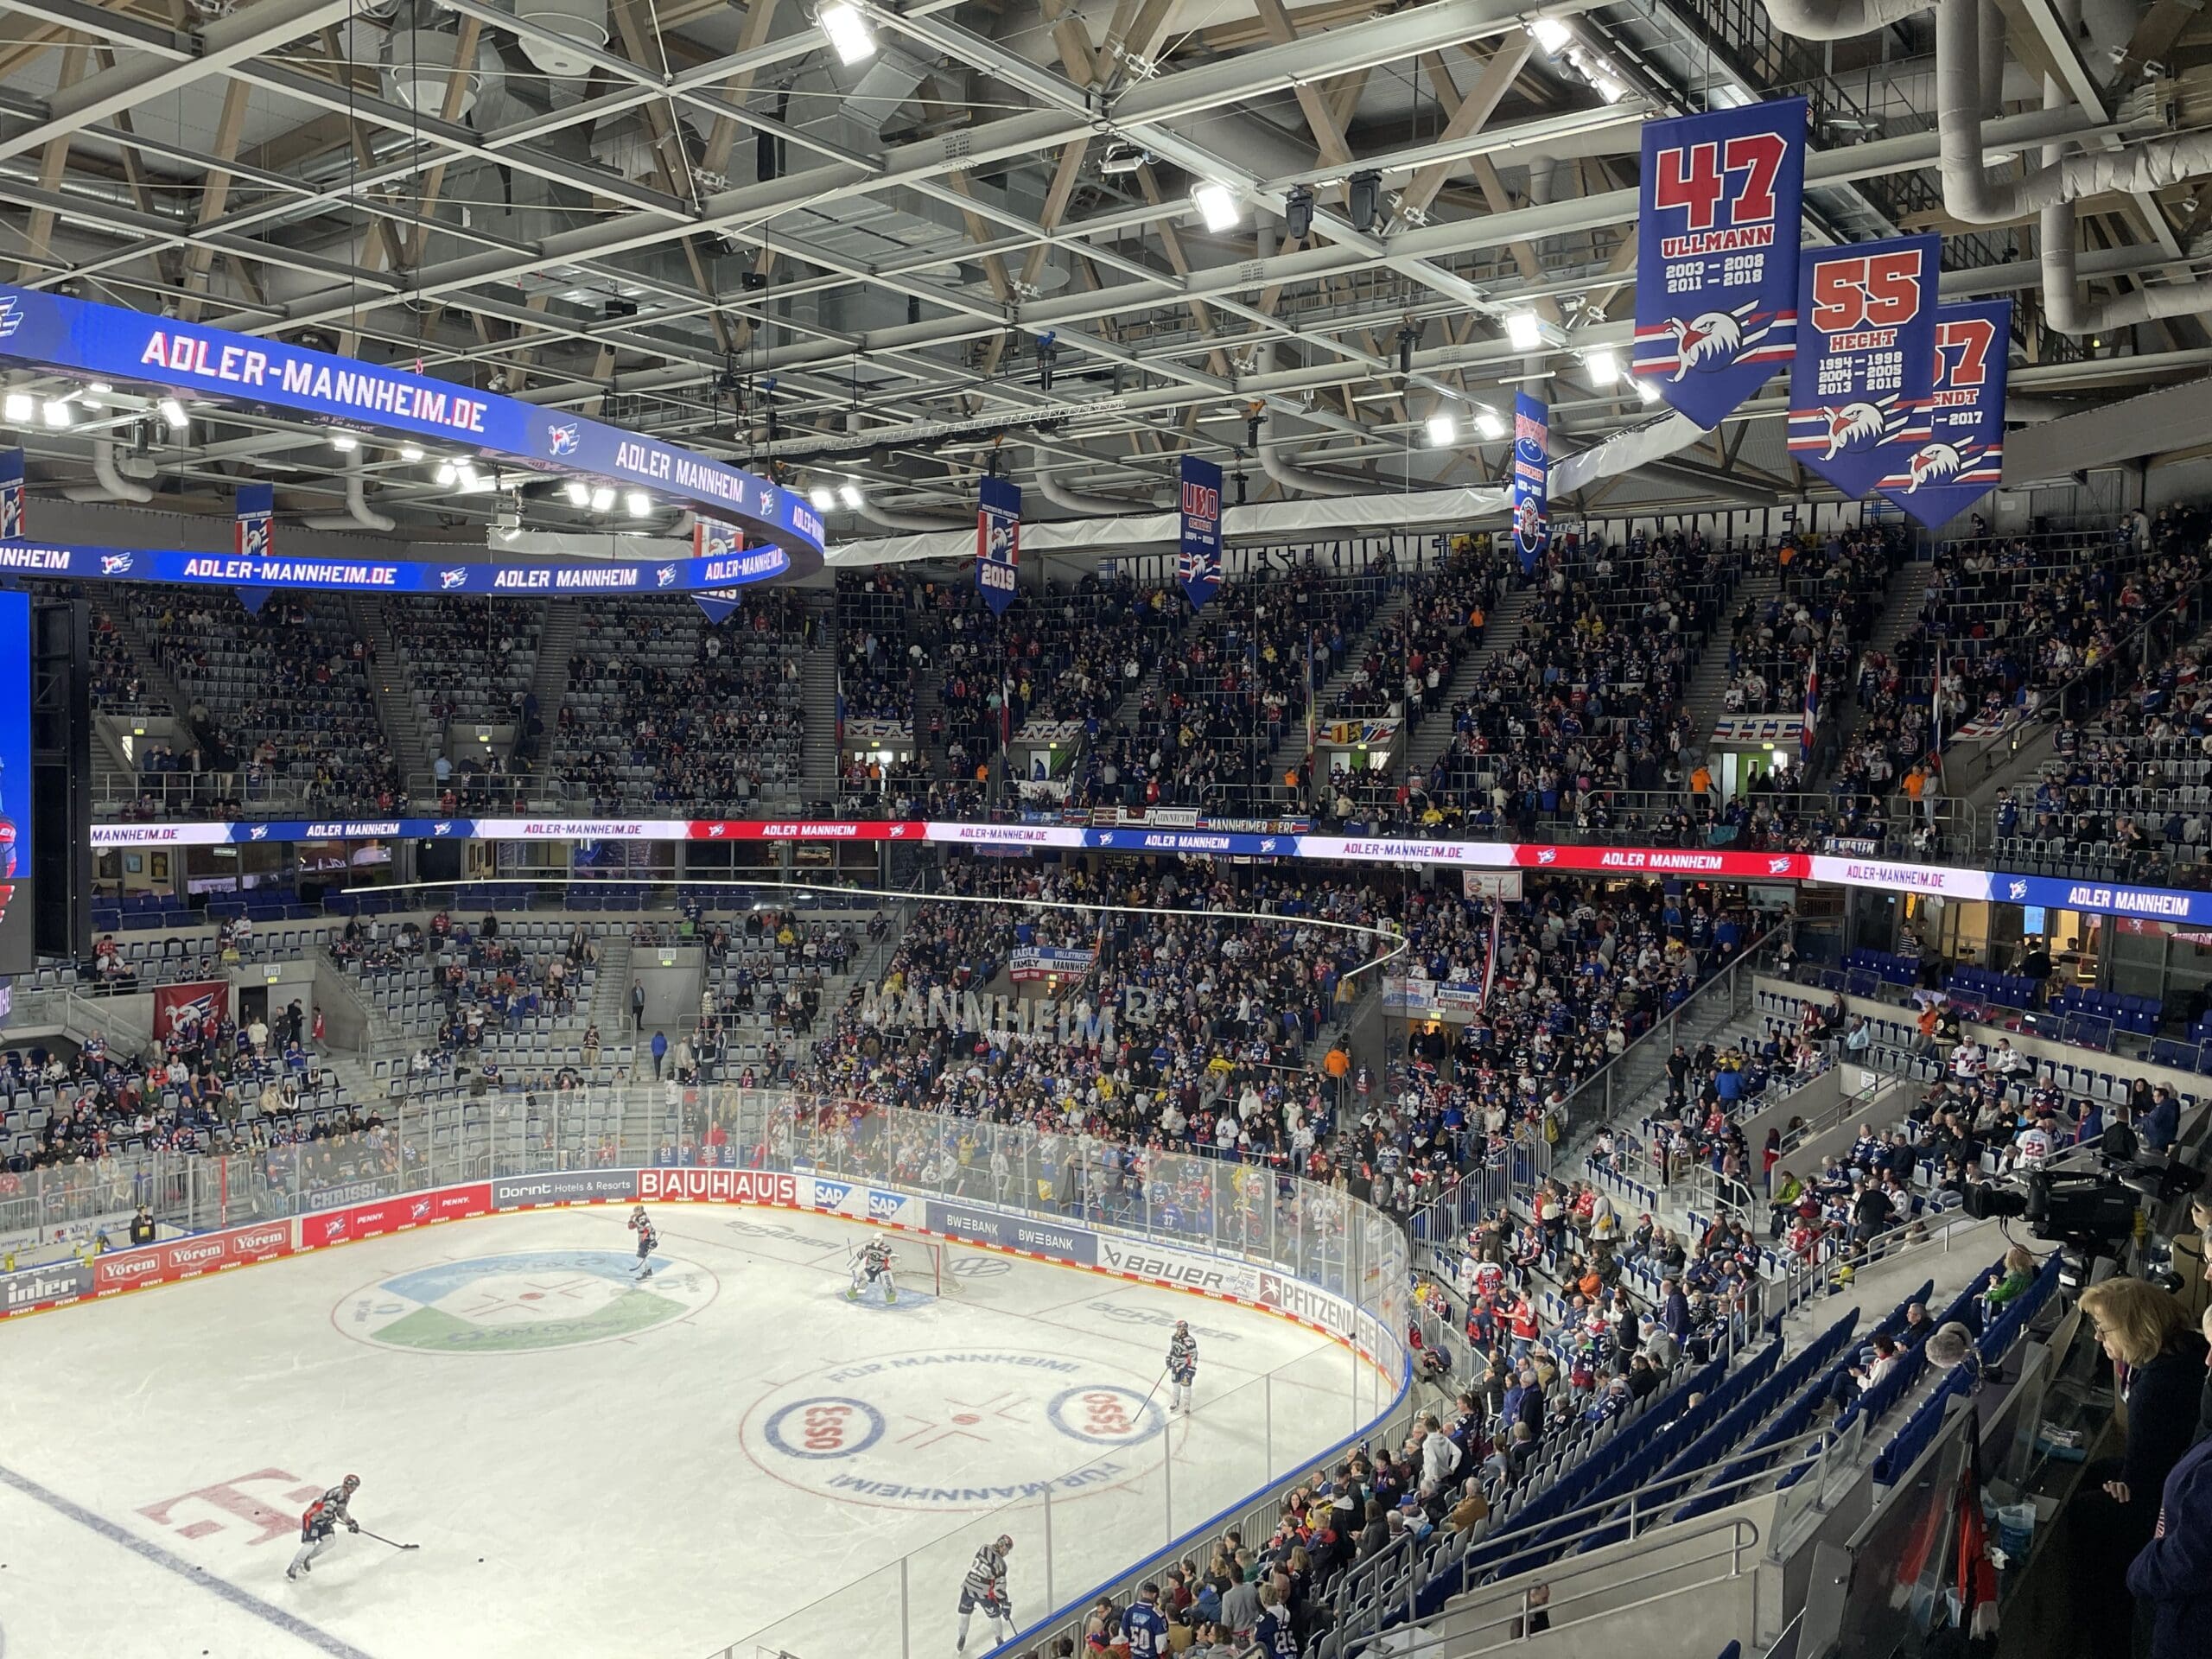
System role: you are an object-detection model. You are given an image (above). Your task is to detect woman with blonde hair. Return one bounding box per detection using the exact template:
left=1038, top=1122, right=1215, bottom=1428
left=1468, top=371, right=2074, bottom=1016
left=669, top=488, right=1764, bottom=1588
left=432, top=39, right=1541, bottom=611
left=2075, top=1275, right=2210, bottom=1659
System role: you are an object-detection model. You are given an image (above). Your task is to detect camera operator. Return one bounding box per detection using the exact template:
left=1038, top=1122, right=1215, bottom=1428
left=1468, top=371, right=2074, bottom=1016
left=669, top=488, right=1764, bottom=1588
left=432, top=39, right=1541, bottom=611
left=2074, top=1276, right=2209, bottom=1659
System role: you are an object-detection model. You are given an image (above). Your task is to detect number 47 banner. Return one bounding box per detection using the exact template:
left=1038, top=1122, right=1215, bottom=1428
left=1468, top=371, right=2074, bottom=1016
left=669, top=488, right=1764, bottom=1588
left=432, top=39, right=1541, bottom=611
left=1788, top=233, right=1942, bottom=499
left=1633, top=97, right=1806, bottom=430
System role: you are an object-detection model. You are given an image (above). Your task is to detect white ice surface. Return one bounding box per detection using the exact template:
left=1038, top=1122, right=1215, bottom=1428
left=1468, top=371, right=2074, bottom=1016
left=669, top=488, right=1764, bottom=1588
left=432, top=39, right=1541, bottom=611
left=0, top=1205, right=1365, bottom=1659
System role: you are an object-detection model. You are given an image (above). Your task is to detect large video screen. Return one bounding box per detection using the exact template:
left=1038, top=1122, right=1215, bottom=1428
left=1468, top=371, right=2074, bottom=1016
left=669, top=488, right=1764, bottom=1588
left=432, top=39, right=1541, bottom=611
left=0, top=589, right=31, bottom=977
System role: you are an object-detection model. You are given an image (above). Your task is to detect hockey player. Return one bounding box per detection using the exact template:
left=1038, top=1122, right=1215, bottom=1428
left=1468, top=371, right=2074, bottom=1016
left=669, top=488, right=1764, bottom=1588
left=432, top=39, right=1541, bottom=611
left=1122, top=1582, right=1169, bottom=1659
left=956, top=1534, right=1014, bottom=1650
left=1166, top=1320, right=1198, bottom=1413
left=286, top=1475, right=360, bottom=1580
left=628, top=1205, right=658, bottom=1281
left=847, top=1236, right=897, bottom=1304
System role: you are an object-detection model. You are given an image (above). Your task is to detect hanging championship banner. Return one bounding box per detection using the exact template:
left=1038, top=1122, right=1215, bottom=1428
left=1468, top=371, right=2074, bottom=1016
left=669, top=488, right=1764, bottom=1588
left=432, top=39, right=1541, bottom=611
left=1178, top=455, right=1223, bottom=610
left=1879, top=298, right=2010, bottom=529
left=233, top=481, right=275, bottom=615
left=1632, top=97, right=1806, bottom=429
left=976, top=476, right=1020, bottom=615
left=1510, top=393, right=1548, bottom=575
left=0, top=449, right=22, bottom=538
left=1788, top=233, right=1941, bottom=499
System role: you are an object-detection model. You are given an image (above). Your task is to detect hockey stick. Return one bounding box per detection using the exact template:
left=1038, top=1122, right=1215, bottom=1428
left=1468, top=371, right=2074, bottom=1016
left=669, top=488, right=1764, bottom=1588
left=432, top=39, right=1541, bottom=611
left=1135, top=1365, right=1170, bottom=1416
left=359, top=1530, right=420, bottom=1551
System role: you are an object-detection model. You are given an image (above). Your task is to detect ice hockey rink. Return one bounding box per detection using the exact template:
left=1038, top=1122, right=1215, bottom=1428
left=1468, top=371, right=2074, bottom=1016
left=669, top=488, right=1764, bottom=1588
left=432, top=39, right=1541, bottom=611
left=0, top=1203, right=1371, bottom=1659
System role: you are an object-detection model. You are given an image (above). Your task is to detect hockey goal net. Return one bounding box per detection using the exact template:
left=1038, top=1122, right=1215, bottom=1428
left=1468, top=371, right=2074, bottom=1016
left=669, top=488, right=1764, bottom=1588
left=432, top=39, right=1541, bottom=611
left=893, top=1236, right=957, bottom=1297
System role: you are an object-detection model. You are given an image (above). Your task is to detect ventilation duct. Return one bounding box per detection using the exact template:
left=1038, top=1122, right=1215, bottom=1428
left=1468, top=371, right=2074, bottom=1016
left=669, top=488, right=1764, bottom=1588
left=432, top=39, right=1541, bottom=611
left=512, top=0, right=608, bottom=79
left=1031, top=447, right=1168, bottom=515
left=1755, top=0, right=1938, bottom=39
left=304, top=461, right=397, bottom=533
left=382, top=20, right=501, bottom=121
left=63, top=437, right=153, bottom=504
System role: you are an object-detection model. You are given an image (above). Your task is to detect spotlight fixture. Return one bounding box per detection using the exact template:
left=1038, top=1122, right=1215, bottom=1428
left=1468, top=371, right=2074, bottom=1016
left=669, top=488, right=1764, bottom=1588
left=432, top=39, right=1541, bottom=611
left=1475, top=406, right=1506, bottom=442
left=838, top=480, right=864, bottom=511
left=625, top=490, right=652, bottom=518
left=1284, top=184, right=1314, bottom=240
left=82, top=381, right=111, bottom=410
left=399, top=442, right=425, bottom=462
left=1348, top=170, right=1382, bottom=234
left=1191, top=181, right=1241, bottom=233
left=2, top=392, right=31, bottom=424
left=808, top=486, right=836, bottom=512
left=1396, top=324, right=1417, bottom=377
left=1584, top=346, right=1620, bottom=386
left=41, top=399, right=71, bottom=429
left=1504, top=312, right=1543, bottom=352
left=818, top=0, right=876, bottom=65
left=563, top=480, right=593, bottom=508
left=1530, top=16, right=1573, bottom=51
left=330, top=431, right=359, bottom=451
left=1426, top=411, right=1457, bottom=447
left=589, top=485, right=616, bottom=512
left=156, top=397, right=188, bottom=429
left=435, top=461, right=459, bottom=486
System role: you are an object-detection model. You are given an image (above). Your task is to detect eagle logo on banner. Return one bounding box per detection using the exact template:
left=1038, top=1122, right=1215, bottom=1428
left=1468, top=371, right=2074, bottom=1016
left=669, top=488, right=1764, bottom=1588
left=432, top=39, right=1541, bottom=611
left=1878, top=300, right=2012, bottom=528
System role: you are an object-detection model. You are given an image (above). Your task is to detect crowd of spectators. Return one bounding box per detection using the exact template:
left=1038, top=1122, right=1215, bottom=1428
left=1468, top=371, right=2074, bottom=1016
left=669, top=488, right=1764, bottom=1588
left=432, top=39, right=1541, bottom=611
left=553, top=592, right=811, bottom=810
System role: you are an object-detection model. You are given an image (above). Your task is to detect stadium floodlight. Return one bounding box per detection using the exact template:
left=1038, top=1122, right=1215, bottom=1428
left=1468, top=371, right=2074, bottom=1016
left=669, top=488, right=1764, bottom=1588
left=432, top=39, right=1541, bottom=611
left=625, top=490, right=652, bottom=518
left=1584, top=346, right=1620, bottom=386
left=330, top=431, right=358, bottom=451
left=839, top=480, right=865, bottom=511
left=1426, top=411, right=1457, bottom=447
left=589, top=485, right=616, bottom=513
left=818, top=0, right=875, bottom=65
left=3, top=391, right=33, bottom=424
left=809, top=486, right=836, bottom=512
left=563, top=480, right=593, bottom=508
left=41, top=399, right=71, bottom=429
left=82, top=381, right=111, bottom=409
left=435, top=461, right=459, bottom=486
left=1530, top=16, right=1573, bottom=51
left=1504, top=312, right=1543, bottom=352
left=1191, top=181, right=1241, bottom=233
left=1475, top=406, right=1506, bottom=442
left=399, top=442, right=425, bottom=462
left=156, top=397, right=188, bottom=429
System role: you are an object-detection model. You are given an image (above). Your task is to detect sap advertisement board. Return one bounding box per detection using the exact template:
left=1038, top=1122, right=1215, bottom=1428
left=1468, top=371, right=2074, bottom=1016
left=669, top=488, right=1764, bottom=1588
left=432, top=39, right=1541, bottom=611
left=0, top=588, right=29, bottom=976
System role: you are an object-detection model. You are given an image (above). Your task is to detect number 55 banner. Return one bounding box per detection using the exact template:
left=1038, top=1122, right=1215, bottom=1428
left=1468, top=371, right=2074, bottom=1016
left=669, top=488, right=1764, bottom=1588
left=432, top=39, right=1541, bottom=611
left=1633, top=97, right=1806, bottom=430
left=1788, top=233, right=1941, bottom=499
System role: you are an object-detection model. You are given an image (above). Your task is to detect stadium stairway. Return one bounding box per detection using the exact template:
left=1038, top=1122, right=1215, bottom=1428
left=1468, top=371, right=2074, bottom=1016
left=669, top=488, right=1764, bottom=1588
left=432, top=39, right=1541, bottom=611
left=1809, top=555, right=1932, bottom=788
left=1682, top=572, right=1780, bottom=747
left=349, top=594, right=436, bottom=794
left=1397, top=581, right=1540, bottom=785
left=802, top=604, right=841, bottom=803
left=1309, top=585, right=1417, bottom=713
left=590, top=936, right=636, bottom=1037
left=102, top=602, right=193, bottom=723
left=518, top=599, right=575, bottom=773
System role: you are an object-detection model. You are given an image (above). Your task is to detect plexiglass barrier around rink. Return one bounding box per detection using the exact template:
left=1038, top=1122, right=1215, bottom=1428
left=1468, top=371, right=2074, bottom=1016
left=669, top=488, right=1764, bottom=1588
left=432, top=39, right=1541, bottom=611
left=720, top=1090, right=1414, bottom=1659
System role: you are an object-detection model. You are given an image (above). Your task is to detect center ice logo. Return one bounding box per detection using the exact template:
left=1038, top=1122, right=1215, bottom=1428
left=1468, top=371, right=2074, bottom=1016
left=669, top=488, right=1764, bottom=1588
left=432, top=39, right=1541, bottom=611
left=336, top=1249, right=716, bottom=1354
left=742, top=1349, right=1165, bottom=1510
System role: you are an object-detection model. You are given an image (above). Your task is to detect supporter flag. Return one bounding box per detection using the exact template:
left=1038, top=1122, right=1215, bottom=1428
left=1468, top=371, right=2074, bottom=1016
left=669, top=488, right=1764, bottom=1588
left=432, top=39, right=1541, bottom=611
left=976, top=476, right=1020, bottom=615
left=1633, top=98, right=1807, bottom=429
left=153, top=979, right=230, bottom=1042
left=0, top=448, right=22, bottom=537
left=1788, top=234, right=1941, bottom=499
left=1801, top=659, right=1818, bottom=761
left=1178, top=455, right=1224, bottom=611
left=233, top=481, right=274, bottom=615
left=1509, top=393, right=1548, bottom=576
left=691, top=519, right=743, bottom=624
left=1954, top=1413, right=2001, bottom=1642
left=1878, top=299, right=2011, bottom=530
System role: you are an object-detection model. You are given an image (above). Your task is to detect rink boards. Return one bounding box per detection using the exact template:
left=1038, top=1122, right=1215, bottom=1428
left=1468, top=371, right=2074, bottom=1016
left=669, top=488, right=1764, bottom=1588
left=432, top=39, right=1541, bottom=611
left=0, top=1166, right=1408, bottom=1392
